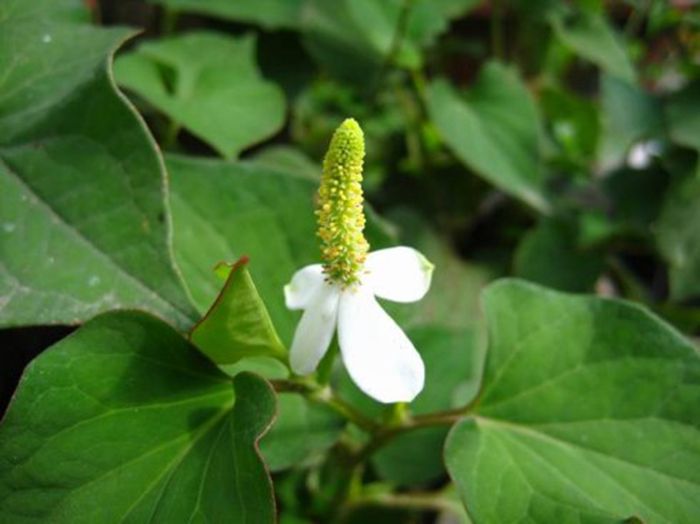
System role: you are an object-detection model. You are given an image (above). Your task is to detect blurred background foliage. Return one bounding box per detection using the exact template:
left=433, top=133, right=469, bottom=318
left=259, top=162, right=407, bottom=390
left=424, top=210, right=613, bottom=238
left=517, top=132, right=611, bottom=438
left=105, top=0, right=700, bottom=332
left=2, top=0, right=699, bottom=522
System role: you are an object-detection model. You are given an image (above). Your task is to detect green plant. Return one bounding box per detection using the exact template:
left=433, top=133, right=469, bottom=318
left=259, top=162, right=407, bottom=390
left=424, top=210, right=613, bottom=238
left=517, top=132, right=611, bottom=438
left=1, top=0, right=699, bottom=522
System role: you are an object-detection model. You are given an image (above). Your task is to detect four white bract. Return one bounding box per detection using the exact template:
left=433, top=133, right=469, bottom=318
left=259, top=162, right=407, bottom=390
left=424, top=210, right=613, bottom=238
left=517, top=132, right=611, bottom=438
left=285, top=246, right=433, bottom=403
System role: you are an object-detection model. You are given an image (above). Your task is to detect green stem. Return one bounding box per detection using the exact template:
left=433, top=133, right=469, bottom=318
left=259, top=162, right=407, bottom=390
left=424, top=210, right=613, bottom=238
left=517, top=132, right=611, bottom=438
left=605, top=255, right=650, bottom=304
left=395, top=81, right=426, bottom=172
left=315, top=340, right=339, bottom=385
left=624, top=0, right=650, bottom=38
left=385, top=0, right=414, bottom=68
left=369, top=0, right=415, bottom=97
left=269, top=378, right=311, bottom=394
left=410, top=68, right=428, bottom=102
left=271, top=378, right=379, bottom=432
left=156, top=7, right=181, bottom=150
left=162, top=119, right=181, bottom=150
left=273, top=378, right=481, bottom=464
left=160, top=7, right=180, bottom=36
left=321, top=391, right=379, bottom=432
left=387, top=401, right=409, bottom=425
left=348, top=491, right=462, bottom=514
left=350, top=407, right=468, bottom=466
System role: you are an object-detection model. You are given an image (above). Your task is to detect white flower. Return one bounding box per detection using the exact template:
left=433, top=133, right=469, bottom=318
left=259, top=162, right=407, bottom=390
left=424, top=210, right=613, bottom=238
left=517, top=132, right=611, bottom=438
left=285, top=246, right=434, bottom=403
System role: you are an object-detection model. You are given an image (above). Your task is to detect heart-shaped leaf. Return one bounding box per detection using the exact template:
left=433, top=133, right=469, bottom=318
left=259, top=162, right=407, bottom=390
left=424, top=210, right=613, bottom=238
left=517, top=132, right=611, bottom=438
left=426, top=63, right=550, bottom=212
left=0, top=311, right=277, bottom=523
left=0, top=0, right=197, bottom=329
left=115, top=32, right=286, bottom=159
left=446, top=280, right=700, bottom=523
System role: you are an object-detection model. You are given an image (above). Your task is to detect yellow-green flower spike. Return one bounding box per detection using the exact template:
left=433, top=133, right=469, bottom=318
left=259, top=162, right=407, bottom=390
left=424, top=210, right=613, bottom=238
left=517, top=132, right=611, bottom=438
left=316, top=118, right=369, bottom=287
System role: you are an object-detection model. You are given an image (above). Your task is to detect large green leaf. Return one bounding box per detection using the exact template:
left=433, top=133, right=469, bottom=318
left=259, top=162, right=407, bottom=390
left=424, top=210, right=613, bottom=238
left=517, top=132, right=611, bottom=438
left=167, top=154, right=392, bottom=345
left=656, top=176, right=700, bottom=301
left=190, top=257, right=287, bottom=365
left=446, top=280, right=700, bottom=523
left=0, top=0, right=196, bottom=329
left=115, top=32, right=286, bottom=159
left=0, top=2, right=118, bottom=140
left=0, top=312, right=277, bottom=523
left=426, top=63, right=550, bottom=212
left=549, top=7, right=635, bottom=83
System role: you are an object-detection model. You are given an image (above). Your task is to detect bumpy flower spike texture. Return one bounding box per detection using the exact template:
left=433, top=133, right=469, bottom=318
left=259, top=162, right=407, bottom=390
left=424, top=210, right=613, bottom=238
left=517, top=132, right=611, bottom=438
left=285, top=118, right=435, bottom=404
left=317, top=118, right=369, bottom=287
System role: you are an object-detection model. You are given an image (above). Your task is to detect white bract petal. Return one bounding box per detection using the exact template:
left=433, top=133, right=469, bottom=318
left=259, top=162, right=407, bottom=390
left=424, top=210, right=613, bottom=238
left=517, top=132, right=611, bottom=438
left=289, top=283, right=340, bottom=375
left=365, top=247, right=434, bottom=303
left=284, top=264, right=325, bottom=310
left=337, top=285, right=425, bottom=403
